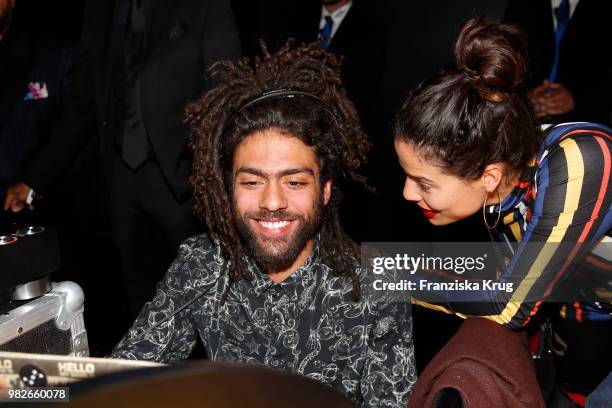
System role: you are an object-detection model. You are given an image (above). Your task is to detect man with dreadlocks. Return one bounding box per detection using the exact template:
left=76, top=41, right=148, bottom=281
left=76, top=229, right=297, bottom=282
left=110, top=42, right=416, bottom=407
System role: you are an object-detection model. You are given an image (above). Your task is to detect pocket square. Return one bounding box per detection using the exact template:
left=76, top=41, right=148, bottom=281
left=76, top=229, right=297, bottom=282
left=24, top=82, right=49, bottom=100
left=169, top=20, right=186, bottom=39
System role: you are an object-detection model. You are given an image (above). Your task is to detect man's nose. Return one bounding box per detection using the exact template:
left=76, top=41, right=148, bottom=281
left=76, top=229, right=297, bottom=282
left=259, top=182, right=288, bottom=211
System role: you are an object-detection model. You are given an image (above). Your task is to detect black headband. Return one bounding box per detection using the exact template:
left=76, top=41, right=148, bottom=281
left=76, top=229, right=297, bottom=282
left=236, top=89, right=327, bottom=113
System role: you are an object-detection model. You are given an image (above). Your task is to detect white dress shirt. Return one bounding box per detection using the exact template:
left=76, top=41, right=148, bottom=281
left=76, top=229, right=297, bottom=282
left=550, top=0, right=580, bottom=30
left=319, top=1, right=353, bottom=41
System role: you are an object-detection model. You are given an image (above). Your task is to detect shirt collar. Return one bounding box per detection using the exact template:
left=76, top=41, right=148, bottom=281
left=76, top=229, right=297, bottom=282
left=550, top=0, right=580, bottom=30
left=320, top=2, right=353, bottom=38
left=321, top=2, right=352, bottom=19
left=248, top=237, right=321, bottom=299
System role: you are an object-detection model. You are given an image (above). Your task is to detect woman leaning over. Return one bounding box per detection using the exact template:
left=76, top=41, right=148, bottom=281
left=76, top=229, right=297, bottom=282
left=393, top=18, right=611, bottom=395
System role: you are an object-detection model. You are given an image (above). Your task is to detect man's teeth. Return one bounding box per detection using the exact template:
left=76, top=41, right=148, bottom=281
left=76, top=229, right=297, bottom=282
left=258, top=220, right=290, bottom=230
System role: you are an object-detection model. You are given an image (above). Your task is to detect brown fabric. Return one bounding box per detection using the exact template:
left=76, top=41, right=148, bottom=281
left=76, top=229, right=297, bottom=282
left=408, top=317, right=545, bottom=408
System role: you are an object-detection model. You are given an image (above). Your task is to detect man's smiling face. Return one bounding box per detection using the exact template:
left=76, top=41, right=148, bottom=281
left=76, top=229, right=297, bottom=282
left=231, top=128, right=331, bottom=274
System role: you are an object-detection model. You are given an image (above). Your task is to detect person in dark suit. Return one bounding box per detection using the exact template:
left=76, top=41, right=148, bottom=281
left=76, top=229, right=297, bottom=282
left=504, top=0, right=612, bottom=125
left=0, top=0, right=73, bottom=206
left=317, top=0, right=384, bottom=128
left=4, top=0, right=241, bottom=318
left=0, top=0, right=99, bottom=297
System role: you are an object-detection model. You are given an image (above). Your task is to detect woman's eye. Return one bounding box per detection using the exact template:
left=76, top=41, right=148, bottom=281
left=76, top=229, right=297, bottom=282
left=418, top=183, right=431, bottom=192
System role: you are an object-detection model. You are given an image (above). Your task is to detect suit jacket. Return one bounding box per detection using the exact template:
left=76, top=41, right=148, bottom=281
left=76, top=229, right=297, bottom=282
left=0, top=17, right=73, bottom=200
left=23, top=0, right=241, bottom=203
left=326, top=1, right=385, bottom=127
left=504, top=0, right=612, bottom=125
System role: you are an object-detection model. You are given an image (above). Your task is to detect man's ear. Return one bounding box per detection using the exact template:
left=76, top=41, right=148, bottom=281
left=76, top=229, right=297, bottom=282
left=481, top=163, right=505, bottom=193
left=322, top=180, right=332, bottom=206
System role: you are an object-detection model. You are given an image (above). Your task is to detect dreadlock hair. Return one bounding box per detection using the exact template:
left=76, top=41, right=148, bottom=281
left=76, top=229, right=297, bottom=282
left=186, top=41, right=370, bottom=304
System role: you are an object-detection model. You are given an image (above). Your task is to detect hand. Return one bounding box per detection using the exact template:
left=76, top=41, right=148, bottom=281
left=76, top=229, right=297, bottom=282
left=527, top=82, right=549, bottom=117
left=4, top=182, right=34, bottom=212
left=541, top=81, right=575, bottom=116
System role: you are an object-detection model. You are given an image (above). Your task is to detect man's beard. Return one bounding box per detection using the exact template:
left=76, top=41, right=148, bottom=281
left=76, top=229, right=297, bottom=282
left=233, top=197, right=324, bottom=273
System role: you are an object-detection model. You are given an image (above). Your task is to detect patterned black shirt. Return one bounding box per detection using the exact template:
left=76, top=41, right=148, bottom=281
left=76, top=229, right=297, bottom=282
left=110, top=234, right=416, bottom=407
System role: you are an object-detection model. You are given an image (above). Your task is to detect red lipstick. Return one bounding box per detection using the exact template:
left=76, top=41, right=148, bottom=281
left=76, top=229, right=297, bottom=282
left=421, top=209, right=439, bottom=219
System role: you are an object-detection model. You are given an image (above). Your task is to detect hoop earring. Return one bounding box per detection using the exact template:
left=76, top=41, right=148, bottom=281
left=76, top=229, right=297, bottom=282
left=482, top=190, right=501, bottom=229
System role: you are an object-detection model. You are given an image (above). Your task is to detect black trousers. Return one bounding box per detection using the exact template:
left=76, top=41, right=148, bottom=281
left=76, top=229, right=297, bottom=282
left=111, top=157, right=200, bottom=319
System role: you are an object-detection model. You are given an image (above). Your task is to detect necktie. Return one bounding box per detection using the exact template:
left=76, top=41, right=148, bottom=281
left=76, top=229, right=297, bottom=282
left=548, top=0, right=570, bottom=83
left=319, top=16, right=333, bottom=49
left=122, top=0, right=148, bottom=170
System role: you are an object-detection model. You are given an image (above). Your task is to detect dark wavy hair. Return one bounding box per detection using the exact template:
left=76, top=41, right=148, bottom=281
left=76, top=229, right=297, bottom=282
left=185, top=41, right=370, bottom=303
left=394, top=18, right=543, bottom=180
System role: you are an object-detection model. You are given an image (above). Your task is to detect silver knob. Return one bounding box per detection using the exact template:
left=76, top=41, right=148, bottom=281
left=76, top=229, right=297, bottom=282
left=0, top=235, right=17, bottom=246
left=14, top=226, right=45, bottom=236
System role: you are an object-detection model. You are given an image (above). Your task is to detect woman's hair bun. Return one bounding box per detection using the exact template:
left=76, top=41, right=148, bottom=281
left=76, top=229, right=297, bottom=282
left=455, top=18, right=527, bottom=101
